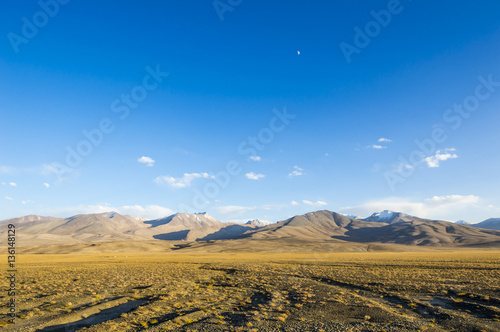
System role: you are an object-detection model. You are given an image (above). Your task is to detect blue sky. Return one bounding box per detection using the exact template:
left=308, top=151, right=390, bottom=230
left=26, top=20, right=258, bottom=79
left=1, top=0, right=500, bottom=223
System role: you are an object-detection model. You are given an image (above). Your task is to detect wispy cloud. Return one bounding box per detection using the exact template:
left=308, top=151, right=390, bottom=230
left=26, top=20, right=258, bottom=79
left=155, top=172, right=215, bottom=188
left=425, top=195, right=479, bottom=206
left=291, top=200, right=299, bottom=206
left=249, top=156, right=262, bottom=162
left=9, top=182, right=17, bottom=187
left=138, top=156, right=155, bottom=167
left=368, top=138, right=391, bottom=149
left=261, top=204, right=283, bottom=210
left=302, top=200, right=328, bottom=207
left=44, top=204, right=175, bottom=219
left=41, top=163, right=62, bottom=175
left=4, top=196, right=13, bottom=201
left=215, top=205, right=257, bottom=216
left=245, top=172, right=265, bottom=180
left=118, top=205, right=174, bottom=219
left=378, top=138, right=392, bottom=143
left=289, top=166, right=303, bottom=177
left=424, top=149, right=458, bottom=168
left=41, top=163, right=80, bottom=183
left=0, top=166, right=15, bottom=174
left=44, top=183, right=50, bottom=188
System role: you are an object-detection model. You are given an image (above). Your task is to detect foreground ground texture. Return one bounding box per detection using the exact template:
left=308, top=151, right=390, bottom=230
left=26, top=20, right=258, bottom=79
left=1, top=251, right=500, bottom=331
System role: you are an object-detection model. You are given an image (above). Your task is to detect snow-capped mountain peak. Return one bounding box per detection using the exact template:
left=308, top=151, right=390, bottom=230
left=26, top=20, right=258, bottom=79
left=245, top=219, right=272, bottom=227
left=373, top=210, right=396, bottom=220
left=341, top=213, right=361, bottom=220
left=361, top=210, right=410, bottom=224
left=455, top=220, right=471, bottom=225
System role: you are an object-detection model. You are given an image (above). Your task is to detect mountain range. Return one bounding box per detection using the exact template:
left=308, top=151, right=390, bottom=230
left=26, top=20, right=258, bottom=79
left=2, top=210, right=500, bottom=251
left=0, top=212, right=264, bottom=246
left=467, top=218, right=500, bottom=231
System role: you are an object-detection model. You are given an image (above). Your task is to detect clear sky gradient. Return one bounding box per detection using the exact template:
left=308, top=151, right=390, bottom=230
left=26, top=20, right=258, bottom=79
left=1, top=0, right=499, bottom=223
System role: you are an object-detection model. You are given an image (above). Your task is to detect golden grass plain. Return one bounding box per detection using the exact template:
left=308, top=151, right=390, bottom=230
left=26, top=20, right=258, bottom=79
left=1, top=250, right=500, bottom=331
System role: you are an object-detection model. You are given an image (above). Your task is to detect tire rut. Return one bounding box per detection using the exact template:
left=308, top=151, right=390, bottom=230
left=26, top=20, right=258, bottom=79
left=290, top=273, right=500, bottom=331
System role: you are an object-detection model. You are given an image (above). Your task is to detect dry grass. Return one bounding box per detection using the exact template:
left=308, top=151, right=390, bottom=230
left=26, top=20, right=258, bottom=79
left=0, top=250, right=499, bottom=331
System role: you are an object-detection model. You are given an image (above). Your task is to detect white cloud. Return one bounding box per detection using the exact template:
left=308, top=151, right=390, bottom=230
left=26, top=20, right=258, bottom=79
left=44, top=204, right=175, bottom=220
left=41, top=163, right=79, bottom=183
left=249, top=156, right=262, bottom=162
left=0, top=166, right=15, bottom=174
left=368, top=138, right=391, bottom=150
left=339, top=195, right=486, bottom=222
left=44, top=183, right=50, bottom=188
left=155, top=172, right=215, bottom=188
left=393, top=162, right=414, bottom=173
left=46, top=204, right=116, bottom=216
left=425, top=195, right=479, bottom=206
left=261, top=204, right=283, bottom=210
left=215, top=205, right=257, bottom=216
left=245, top=172, right=265, bottom=180
left=118, top=205, right=175, bottom=219
left=4, top=196, right=13, bottom=201
left=9, top=182, right=17, bottom=187
left=155, top=176, right=178, bottom=186
left=303, top=200, right=328, bottom=207
left=424, top=149, right=458, bottom=168
left=289, top=166, right=303, bottom=177
left=42, top=164, right=58, bottom=175
left=291, top=201, right=299, bottom=206
left=138, top=156, right=155, bottom=167
left=378, top=138, right=392, bottom=143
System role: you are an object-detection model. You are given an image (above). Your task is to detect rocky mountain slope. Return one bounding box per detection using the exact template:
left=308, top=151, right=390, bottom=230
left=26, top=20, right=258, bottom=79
left=472, top=218, right=500, bottom=231
left=237, top=210, right=500, bottom=247
left=0, top=212, right=259, bottom=246
left=362, top=210, right=435, bottom=224
left=2, top=210, right=500, bottom=249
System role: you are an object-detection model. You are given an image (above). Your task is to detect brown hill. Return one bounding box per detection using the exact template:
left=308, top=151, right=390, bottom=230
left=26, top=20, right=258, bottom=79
left=473, top=218, right=500, bottom=231
left=3, top=210, right=500, bottom=252
left=240, top=210, right=387, bottom=241
left=135, top=212, right=258, bottom=241
left=0, top=212, right=258, bottom=246
left=235, top=210, right=500, bottom=247
left=335, top=220, right=500, bottom=246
